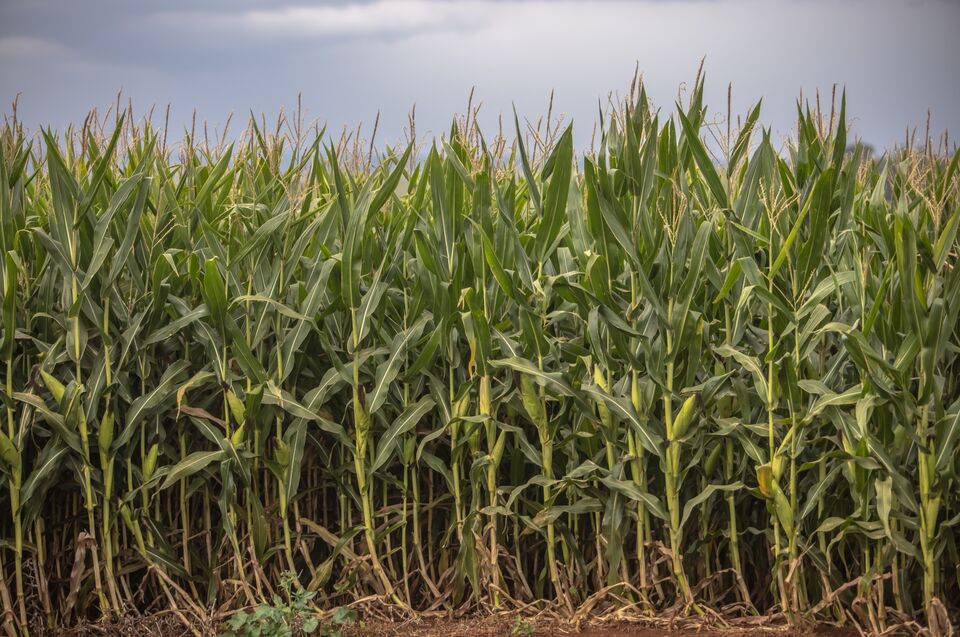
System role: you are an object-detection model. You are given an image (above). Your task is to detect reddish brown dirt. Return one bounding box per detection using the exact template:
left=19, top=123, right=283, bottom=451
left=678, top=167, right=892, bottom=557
left=47, top=614, right=859, bottom=637
left=345, top=617, right=858, bottom=637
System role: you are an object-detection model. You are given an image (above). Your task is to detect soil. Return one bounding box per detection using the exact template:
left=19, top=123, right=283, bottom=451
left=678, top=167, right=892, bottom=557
left=344, top=617, right=858, bottom=637
left=46, top=614, right=860, bottom=637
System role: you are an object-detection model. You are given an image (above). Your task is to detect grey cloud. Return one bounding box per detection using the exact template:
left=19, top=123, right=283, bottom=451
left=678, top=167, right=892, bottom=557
left=1, top=0, right=957, bottom=151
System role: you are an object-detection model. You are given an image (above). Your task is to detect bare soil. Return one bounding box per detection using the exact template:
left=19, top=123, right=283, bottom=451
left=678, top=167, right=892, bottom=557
left=345, top=617, right=858, bottom=637
left=47, top=614, right=859, bottom=637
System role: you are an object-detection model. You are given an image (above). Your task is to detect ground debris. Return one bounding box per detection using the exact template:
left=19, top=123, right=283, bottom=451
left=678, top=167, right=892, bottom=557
left=39, top=612, right=863, bottom=637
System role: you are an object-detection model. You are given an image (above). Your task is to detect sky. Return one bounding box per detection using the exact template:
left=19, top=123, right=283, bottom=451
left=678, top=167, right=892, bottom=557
left=1, top=0, right=958, bottom=151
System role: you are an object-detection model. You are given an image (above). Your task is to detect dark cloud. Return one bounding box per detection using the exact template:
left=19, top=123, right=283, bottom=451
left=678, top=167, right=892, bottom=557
left=2, top=0, right=958, bottom=149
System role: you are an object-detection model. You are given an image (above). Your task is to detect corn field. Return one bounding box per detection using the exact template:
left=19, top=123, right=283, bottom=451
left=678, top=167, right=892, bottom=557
left=1, top=78, right=958, bottom=636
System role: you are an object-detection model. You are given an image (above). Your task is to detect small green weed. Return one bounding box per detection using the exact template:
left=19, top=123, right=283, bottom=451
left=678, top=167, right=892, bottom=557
left=222, top=572, right=356, bottom=637
left=510, top=615, right=535, bottom=635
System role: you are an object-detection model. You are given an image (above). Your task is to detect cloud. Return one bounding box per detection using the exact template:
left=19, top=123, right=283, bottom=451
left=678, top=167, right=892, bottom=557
left=0, top=36, right=65, bottom=57
left=1, top=0, right=957, bottom=148
left=159, top=0, right=492, bottom=39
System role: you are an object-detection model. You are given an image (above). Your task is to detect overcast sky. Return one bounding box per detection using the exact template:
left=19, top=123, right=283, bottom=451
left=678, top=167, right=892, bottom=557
left=1, top=0, right=958, bottom=150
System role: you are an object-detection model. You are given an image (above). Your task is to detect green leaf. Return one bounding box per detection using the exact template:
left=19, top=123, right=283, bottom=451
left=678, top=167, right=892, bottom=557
left=534, top=125, right=573, bottom=262
left=583, top=384, right=663, bottom=458
left=679, top=481, right=744, bottom=530
left=113, top=360, right=190, bottom=452
left=159, top=450, right=226, bottom=490
left=371, top=396, right=435, bottom=474
left=202, top=258, right=228, bottom=332
left=677, top=108, right=728, bottom=208
left=367, top=314, right=430, bottom=415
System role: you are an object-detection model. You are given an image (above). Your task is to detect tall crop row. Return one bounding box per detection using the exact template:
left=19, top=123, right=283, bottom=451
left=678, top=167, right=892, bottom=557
left=0, top=79, right=958, bottom=635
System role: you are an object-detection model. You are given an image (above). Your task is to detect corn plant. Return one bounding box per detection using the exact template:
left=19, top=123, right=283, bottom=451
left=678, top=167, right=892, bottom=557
left=0, top=78, right=957, bottom=637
